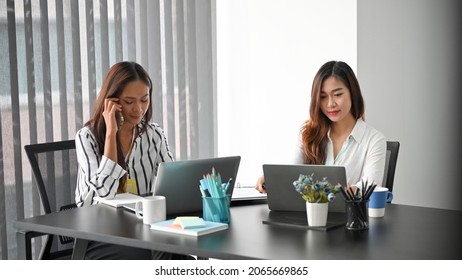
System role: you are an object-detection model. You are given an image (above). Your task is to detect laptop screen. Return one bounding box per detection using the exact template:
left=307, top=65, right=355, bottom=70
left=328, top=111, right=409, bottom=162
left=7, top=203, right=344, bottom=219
left=154, top=156, right=241, bottom=216
left=263, top=164, right=347, bottom=213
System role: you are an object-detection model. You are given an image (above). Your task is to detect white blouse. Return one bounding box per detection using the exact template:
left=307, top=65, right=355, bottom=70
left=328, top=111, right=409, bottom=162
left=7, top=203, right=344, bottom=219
left=295, top=119, right=386, bottom=187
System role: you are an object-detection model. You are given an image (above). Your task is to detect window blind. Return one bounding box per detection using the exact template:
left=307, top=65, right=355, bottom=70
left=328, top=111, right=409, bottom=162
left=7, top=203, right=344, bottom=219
left=0, top=0, right=216, bottom=260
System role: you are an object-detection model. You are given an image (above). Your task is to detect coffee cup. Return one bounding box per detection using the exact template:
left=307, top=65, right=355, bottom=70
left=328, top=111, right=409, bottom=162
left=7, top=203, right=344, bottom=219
left=135, top=196, right=166, bottom=224
left=368, top=187, right=393, bottom=217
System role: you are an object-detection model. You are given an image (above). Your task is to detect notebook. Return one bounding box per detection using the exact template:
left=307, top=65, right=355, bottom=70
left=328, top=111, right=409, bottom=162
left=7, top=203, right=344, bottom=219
left=262, top=164, right=347, bottom=213
left=153, top=156, right=241, bottom=216
left=95, top=192, right=143, bottom=208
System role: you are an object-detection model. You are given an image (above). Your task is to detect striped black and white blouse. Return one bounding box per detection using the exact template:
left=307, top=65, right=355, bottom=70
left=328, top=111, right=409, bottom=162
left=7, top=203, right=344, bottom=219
left=75, top=123, right=174, bottom=207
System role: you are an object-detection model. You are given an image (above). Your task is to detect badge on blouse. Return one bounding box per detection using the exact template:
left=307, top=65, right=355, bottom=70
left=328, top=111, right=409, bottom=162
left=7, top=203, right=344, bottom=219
left=125, top=178, right=138, bottom=195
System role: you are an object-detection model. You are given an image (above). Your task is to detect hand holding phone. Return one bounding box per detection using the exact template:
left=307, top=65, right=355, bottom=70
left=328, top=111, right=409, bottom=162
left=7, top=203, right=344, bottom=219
left=103, top=98, right=122, bottom=131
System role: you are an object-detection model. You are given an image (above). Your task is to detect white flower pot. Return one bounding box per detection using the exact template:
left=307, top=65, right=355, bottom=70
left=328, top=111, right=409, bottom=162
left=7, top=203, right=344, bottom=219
left=306, top=202, right=328, bottom=227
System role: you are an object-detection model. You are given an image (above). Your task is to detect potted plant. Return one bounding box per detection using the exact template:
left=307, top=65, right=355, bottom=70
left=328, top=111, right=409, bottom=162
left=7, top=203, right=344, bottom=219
left=293, top=174, right=342, bottom=227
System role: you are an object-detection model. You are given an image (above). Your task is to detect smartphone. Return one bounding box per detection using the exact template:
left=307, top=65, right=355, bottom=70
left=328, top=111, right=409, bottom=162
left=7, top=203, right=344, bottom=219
left=115, top=111, right=123, bottom=128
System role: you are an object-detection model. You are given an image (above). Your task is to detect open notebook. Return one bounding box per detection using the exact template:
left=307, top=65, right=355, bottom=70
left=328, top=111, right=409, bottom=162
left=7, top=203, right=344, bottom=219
left=94, top=193, right=142, bottom=208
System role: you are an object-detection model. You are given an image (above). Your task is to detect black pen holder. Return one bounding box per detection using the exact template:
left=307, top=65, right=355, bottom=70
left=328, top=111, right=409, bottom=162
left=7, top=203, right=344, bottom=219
left=345, top=200, right=369, bottom=230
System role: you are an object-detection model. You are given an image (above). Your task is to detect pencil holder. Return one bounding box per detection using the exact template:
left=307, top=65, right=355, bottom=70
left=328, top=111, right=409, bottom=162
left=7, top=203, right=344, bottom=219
left=202, top=195, right=231, bottom=224
left=345, top=200, right=369, bottom=230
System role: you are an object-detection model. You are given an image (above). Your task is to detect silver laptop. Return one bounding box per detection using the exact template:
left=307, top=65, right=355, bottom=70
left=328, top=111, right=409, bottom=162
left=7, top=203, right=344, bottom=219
left=153, top=156, right=241, bottom=216
left=263, top=164, right=347, bottom=213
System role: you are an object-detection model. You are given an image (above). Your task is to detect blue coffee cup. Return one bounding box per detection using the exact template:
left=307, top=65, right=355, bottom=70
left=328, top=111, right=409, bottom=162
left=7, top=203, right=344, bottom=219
left=368, top=187, right=393, bottom=217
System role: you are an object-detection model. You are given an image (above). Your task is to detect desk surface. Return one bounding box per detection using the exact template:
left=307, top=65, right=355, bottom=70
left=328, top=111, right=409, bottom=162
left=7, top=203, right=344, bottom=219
left=14, top=202, right=462, bottom=259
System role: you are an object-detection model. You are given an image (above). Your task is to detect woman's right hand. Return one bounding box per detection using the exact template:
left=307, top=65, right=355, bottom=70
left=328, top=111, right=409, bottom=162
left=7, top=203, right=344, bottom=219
left=255, top=176, right=266, bottom=193
left=103, top=98, right=122, bottom=134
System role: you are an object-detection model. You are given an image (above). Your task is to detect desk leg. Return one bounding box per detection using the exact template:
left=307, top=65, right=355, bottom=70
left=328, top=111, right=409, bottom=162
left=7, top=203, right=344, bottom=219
left=16, top=230, right=33, bottom=260
left=71, top=238, right=90, bottom=260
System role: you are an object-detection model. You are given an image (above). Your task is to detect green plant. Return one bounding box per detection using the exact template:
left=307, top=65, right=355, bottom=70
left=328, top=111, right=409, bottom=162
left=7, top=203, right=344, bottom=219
left=293, top=174, right=342, bottom=203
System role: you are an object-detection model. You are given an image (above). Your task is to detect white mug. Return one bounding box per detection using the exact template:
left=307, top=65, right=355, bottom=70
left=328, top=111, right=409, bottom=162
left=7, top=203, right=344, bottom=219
left=135, top=196, right=166, bottom=224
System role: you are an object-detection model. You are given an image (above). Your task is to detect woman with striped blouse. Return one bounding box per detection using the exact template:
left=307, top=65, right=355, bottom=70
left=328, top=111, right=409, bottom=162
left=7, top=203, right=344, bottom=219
left=75, top=61, right=190, bottom=260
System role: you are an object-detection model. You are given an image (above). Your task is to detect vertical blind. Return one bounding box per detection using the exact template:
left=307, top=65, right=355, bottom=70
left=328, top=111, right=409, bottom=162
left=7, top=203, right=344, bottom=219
left=0, top=0, right=216, bottom=260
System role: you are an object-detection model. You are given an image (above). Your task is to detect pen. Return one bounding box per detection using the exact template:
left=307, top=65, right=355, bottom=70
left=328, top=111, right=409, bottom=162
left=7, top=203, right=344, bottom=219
left=223, top=178, right=233, bottom=194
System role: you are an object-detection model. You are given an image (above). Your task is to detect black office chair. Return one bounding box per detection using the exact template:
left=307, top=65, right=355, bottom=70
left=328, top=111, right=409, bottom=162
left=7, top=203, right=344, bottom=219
left=382, top=141, right=400, bottom=193
left=24, top=140, right=78, bottom=259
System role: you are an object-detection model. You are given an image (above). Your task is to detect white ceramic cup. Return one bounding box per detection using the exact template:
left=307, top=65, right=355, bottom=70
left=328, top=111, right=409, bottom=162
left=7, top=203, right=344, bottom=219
left=135, top=196, right=166, bottom=224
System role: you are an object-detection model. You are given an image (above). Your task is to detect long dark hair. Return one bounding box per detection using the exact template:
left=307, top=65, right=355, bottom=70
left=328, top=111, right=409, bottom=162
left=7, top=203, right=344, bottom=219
left=85, top=61, right=153, bottom=190
left=300, top=61, right=365, bottom=164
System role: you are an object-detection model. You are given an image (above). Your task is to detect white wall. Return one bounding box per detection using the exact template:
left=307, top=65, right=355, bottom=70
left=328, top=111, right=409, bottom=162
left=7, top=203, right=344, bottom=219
left=216, top=0, right=357, bottom=186
left=358, top=0, right=462, bottom=210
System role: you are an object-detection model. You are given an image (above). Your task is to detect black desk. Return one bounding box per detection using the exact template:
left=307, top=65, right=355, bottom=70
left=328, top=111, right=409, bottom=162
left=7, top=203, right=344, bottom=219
left=14, top=202, right=462, bottom=260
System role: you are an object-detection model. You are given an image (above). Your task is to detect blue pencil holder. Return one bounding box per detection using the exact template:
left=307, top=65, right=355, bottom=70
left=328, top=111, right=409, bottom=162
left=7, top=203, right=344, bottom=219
left=202, top=195, right=231, bottom=224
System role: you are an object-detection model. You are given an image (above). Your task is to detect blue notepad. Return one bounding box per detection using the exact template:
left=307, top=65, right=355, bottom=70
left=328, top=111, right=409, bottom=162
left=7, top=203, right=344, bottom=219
left=150, top=219, right=228, bottom=237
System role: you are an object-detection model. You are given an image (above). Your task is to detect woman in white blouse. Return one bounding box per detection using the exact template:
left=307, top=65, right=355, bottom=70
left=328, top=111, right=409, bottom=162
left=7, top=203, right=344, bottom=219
left=256, top=61, right=386, bottom=192
left=75, top=61, right=190, bottom=260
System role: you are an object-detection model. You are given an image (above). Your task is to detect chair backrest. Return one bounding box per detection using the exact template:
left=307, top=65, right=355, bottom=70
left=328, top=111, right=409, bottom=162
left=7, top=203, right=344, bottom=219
left=24, top=139, right=78, bottom=259
left=382, top=141, right=400, bottom=192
